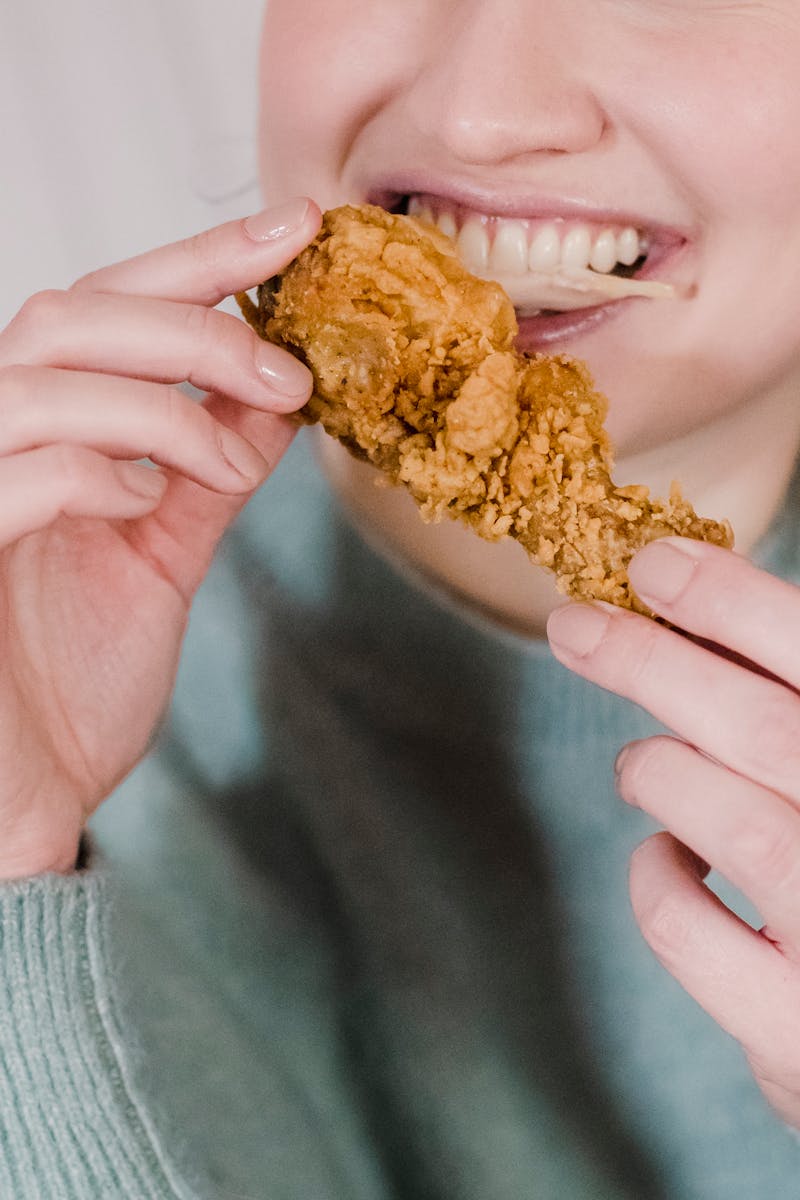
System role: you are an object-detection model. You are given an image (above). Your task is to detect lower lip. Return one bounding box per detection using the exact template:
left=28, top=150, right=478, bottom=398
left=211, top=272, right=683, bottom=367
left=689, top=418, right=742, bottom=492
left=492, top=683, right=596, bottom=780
left=514, top=299, right=632, bottom=353
left=513, top=239, right=690, bottom=352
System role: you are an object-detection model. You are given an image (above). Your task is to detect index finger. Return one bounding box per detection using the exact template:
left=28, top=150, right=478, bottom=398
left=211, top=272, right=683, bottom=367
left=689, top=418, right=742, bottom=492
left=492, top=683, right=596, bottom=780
left=628, top=538, right=800, bottom=692
left=71, top=197, right=321, bottom=308
left=547, top=601, right=800, bottom=804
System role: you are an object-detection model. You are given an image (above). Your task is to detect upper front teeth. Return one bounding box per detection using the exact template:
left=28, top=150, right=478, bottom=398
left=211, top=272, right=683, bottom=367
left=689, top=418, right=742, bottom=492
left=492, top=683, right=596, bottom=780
left=529, top=225, right=560, bottom=270
left=407, top=197, right=646, bottom=278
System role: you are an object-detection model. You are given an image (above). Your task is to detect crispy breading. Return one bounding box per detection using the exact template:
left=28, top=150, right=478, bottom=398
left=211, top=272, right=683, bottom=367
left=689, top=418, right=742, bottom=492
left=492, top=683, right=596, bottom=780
left=237, top=203, right=733, bottom=613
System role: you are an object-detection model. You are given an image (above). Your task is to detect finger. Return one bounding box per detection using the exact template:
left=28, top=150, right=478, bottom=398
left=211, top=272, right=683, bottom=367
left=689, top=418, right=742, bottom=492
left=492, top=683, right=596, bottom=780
left=0, top=365, right=268, bottom=495
left=71, top=197, right=321, bottom=307
left=618, top=736, right=800, bottom=955
left=629, top=538, right=800, bottom=691
left=1, top=289, right=312, bottom=412
left=547, top=601, right=800, bottom=806
left=0, top=447, right=167, bottom=547
left=629, top=832, right=800, bottom=1074
left=121, top=394, right=298, bottom=602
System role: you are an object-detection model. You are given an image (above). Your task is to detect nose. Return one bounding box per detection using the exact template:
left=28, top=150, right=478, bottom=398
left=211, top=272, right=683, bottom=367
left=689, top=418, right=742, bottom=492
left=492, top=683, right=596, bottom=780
left=405, top=1, right=608, bottom=165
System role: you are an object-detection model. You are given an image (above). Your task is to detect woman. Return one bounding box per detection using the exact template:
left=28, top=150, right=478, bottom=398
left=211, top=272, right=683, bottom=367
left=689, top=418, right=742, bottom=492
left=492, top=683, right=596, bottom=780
left=2, top=2, right=800, bottom=1195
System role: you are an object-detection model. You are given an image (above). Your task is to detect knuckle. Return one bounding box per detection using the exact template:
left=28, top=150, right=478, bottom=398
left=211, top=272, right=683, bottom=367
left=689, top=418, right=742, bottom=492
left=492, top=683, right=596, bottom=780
left=0, top=364, right=50, bottom=426
left=616, top=735, right=693, bottom=813
left=730, top=813, right=800, bottom=895
left=186, top=225, right=217, bottom=266
left=161, top=384, right=206, bottom=443
left=9, top=289, right=68, bottom=339
left=183, top=229, right=227, bottom=301
left=160, top=384, right=191, bottom=430
left=619, top=735, right=675, bottom=794
left=177, top=306, right=247, bottom=385
left=208, top=309, right=249, bottom=363
left=71, top=264, right=109, bottom=293
left=635, top=888, right=692, bottom=962
left=744, top=693, right=800, bottom=783
left=628, top=832, right=698, bottom=964
left=19, top=288, right=68, bottom=323
left=71, top=271, right=98, bottom=294
left=180, top=302, right=216, bottom=344
left=619, top=619, right=663, bottom=692
left=0, top=363, right=34, bottom=404
left=49, top=444, right=91, bottom=496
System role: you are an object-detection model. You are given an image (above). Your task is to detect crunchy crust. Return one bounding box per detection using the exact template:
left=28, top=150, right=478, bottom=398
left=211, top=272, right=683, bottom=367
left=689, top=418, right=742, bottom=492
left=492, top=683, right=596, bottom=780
left=237, top=203, right=733, bottom=613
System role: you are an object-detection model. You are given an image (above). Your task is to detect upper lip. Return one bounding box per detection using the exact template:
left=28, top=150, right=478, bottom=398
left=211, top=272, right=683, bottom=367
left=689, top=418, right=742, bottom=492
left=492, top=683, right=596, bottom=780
left=365, top=173, right=690, bottom=252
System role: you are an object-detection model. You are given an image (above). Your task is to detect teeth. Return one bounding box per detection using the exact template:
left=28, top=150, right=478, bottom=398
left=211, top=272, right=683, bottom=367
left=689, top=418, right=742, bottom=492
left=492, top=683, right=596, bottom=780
left=408, top=197, right=435, bottom=226
left=490, top=221, right=529, bottom=275
left=560, top=226, right=592, bottom=270
left=456, top=220, right=490, bottom=272
left=589, top=229, right=618, bottom=275
left=406, top=196, right=648, bottom=283
left=529, top=224, right=561, bottom=271
left=617, top=226, right=642, bottom=266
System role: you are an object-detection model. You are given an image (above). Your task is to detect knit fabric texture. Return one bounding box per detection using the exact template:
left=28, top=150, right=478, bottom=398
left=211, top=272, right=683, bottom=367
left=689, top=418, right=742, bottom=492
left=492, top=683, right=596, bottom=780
left=2, top=434, right=800, bottom=1198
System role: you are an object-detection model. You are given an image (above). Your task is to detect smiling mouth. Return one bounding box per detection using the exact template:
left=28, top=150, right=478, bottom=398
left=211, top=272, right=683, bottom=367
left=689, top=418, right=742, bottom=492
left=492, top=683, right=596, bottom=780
left=383, top=193, right=683, bottom=317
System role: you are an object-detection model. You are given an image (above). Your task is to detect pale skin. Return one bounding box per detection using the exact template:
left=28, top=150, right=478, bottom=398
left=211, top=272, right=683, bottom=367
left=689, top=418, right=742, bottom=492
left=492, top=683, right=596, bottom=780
left=259, top=0, right=800, bottom=1129
left=0, top=198, right=323, bottom=877
left=3, top=0, right=800, bottom=1138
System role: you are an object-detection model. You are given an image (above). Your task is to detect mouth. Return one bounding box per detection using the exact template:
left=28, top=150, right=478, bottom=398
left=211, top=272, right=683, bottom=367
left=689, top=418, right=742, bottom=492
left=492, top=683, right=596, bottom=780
left=373, top=189, right=688, bottom=348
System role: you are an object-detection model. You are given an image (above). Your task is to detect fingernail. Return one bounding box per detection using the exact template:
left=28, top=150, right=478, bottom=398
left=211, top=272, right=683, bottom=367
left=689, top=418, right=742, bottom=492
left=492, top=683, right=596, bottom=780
left=628, top=539, right=699, bottom=605
left=255, top=342, right=312, bottom=401
left=217, top=427, right=267, bottom=481
left=243, top=198, right=310, bottom=242
left=547, top=603, right=611, bottom=658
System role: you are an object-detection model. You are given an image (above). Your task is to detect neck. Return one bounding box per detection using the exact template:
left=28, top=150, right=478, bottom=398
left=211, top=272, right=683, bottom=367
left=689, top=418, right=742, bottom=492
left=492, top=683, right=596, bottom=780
left=316, top=382, right=800, bottom=639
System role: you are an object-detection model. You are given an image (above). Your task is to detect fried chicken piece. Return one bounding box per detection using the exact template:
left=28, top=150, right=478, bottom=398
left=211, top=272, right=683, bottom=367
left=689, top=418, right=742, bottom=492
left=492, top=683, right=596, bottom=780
left=237, top=203, right=733, bottom=613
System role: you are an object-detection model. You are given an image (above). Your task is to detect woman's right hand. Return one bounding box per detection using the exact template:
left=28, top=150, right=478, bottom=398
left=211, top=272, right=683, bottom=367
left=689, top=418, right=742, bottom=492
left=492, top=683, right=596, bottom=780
left=0, top=197, right=321, bottom=880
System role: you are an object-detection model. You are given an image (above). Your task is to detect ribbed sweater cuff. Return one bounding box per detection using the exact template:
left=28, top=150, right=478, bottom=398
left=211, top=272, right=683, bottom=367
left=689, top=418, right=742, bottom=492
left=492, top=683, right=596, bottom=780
left=0, top=864, right=196, bottom=1199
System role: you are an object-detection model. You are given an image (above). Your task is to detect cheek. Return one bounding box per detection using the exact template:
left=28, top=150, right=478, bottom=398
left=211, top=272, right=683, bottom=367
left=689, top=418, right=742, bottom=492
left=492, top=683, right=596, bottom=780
left=258, top=8, right=348, bottom=200
left=632, top=26, right=800, bottom=218
left=599, top=28, right=800, bottom=446
left=595, top=310, right=800, bottom=461
left=258, top=3, right=416, bottom=205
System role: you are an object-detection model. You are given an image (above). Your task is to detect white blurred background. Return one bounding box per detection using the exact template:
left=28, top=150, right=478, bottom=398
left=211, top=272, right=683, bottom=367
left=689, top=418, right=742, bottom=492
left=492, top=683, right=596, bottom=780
left=0, top=1, right=266, bottom=326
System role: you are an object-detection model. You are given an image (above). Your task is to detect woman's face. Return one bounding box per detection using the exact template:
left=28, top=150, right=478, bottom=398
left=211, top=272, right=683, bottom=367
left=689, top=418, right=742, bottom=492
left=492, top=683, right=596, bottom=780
left=258, top=1, right=800, bottom=461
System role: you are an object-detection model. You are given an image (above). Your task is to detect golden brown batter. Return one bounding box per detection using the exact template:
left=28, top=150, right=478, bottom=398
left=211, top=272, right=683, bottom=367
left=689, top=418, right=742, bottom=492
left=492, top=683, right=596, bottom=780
left=238, top=204, right=732, bottom=613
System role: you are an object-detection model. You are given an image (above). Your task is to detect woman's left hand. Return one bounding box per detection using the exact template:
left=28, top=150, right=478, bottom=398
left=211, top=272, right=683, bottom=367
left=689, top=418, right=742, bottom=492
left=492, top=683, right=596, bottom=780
left=547, top=537, right=800, bottom=1128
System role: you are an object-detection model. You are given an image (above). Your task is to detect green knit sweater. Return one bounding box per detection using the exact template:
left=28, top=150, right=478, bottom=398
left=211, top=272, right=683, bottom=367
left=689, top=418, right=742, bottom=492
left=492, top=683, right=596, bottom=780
left=2, top=436, right=799, bottom=1199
